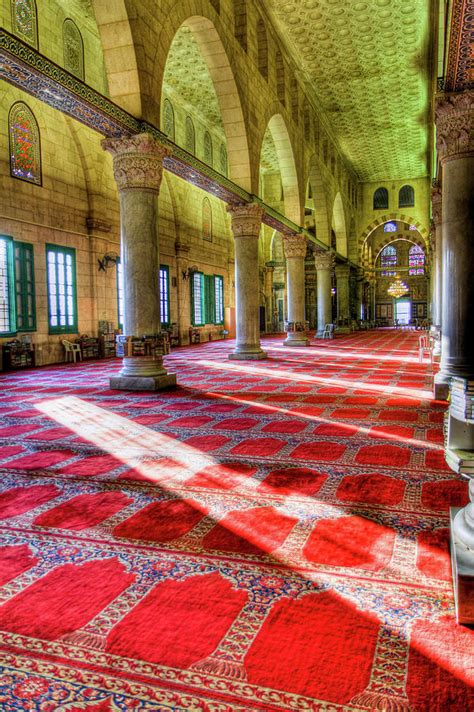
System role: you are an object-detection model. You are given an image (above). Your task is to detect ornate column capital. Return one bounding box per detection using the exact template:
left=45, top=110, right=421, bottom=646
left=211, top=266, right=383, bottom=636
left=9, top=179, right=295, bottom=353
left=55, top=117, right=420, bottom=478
left=102, top=133, right=171, bottom=192
left=435, top=90, right=474, bottom=163
left=430, top=183, right=443, bottom=226
left=335, top=263, right=351, bottom=279
left=227, top=203, right=264, bottom=238
left=314, top=251, right=334, bottom=271
left=283, top=233, right=307, bottom=259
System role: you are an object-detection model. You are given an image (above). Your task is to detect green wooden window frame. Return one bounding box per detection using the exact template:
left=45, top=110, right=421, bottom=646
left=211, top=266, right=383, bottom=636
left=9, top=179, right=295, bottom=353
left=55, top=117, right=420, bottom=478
left=46, top=244, right=78, bottom=334
left=0, top=235, right=17, bottom=336
left=190, top=272, right=224, bottom=326
left=160, top=264, right=170, bottom=327
left=14, top=241, right=36, bottom=331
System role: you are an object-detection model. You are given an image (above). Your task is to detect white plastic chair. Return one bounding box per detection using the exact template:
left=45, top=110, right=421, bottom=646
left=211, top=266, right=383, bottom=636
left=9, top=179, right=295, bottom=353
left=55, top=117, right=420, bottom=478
left=418, top=335, right=433, bottom=364
left=322, top=324, right=334, bottom=339
left=63, top=340, right=82, bottom=363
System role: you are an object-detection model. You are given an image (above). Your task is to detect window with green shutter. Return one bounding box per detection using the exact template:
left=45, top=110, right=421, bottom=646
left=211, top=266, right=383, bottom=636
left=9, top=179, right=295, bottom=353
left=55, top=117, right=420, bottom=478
left=0, top=236, right=16, bottom=336
left=46, top=244, right=78, bottom=334
left=14, top=242, right=36, bottom=331
left=191, top=271, right=205, bottom=326
left=190, top=272, right=224, bottom=326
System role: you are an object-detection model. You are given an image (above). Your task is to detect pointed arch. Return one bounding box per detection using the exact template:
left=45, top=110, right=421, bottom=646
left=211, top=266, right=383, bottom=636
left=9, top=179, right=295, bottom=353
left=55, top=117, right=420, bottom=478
left=11, top=0, right=38, bottom=48
left=332, top=192, right=347, bottom=257
left=259, top=114, right=301, bottom=224
left=63, top=18, right=84, bottom=80
left=156, top=13, right=251, bottom=192
left=359, top=215, right=429, bottom=266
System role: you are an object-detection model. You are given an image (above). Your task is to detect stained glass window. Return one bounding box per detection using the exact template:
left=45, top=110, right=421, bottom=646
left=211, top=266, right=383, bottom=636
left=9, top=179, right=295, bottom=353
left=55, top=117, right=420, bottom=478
left=63, top=19, right=84, bottom=80
left=46, top=245, right=78, bottom=334
left=162, top=99, right=175, bottom=141
left=380, top=245, right=397, bottom=276
left=374, top=187, right=388, bottom=210
left=219, top=144, right=227, bottom=176
left=202, top=198, right=212, bottom=242
left=9, top=103, right=42, bottom=186
left=185, top=116, right=195, bottom=154
left=203, top=131, right=213, bottom=166
left=399, top=185, right=415, bottom=208
left=11, top=0, right=38, bottom=48
left=384, top=222, right=397, bottom=232
left=409, top=244, right=425, bottom=275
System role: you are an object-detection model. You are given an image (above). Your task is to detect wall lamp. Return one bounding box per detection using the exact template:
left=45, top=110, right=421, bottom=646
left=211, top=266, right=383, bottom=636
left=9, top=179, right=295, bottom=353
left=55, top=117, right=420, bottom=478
left=98, top=252, right=119, bottom=272
left=182, top=265, right=199, bottom=281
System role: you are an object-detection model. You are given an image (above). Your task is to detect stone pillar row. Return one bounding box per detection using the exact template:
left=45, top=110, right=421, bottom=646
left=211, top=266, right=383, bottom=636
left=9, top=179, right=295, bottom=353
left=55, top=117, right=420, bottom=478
left=283, top=233, right=309, bottom=346
left=315, top=251, right=333, bottom=337
left=335, top=263, right=351, bottom=332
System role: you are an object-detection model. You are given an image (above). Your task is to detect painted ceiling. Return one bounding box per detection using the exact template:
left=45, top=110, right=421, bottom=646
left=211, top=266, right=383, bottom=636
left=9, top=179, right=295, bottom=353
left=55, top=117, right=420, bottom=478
left=266, top=0, right=432, bottom=182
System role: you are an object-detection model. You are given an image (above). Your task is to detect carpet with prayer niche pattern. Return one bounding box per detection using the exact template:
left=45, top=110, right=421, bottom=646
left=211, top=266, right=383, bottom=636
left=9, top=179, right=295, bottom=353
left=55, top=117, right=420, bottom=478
left=0, top=330, right=471, bottom=711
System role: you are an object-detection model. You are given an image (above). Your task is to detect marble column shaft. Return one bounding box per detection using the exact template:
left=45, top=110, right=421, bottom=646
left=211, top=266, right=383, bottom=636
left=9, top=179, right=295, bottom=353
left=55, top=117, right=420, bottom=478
left=335, top=264, right=351, bottom=329
left=227, top=203, right=267, bottom=360
left=430, top=186, right=443, bottom=357
left=315, top=251, right=333, bottom=337
left=264, top=263, right=275, bottom=333
left=102, top=133, right=176, bottom=389
left=283, top=234, right=309, bottom=346
left=435, top=92, right=474, bottom=397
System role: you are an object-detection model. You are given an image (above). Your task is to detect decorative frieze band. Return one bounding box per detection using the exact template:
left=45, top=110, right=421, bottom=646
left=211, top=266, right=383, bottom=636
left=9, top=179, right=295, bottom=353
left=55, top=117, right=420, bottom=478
left=227, top=203, right=264, bottom=238
left=102, top=133, right=170, bottom=192
left=435, top=91, right=474, bottom=163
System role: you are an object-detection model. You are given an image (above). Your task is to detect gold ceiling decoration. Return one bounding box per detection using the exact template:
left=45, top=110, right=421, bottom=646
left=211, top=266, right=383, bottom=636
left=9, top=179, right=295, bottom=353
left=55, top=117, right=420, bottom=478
left=387, top=277, right=409, bottom=298
left=266, top=0, right=431, bottom=181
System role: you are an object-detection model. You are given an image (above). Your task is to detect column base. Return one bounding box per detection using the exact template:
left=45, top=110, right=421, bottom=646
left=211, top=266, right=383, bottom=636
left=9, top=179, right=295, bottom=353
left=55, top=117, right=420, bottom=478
left=450, top=508, right=474, bottom=624
left=110, top=373, right=177, bottom=391
left=434, top=371, right=451, bottom=400
left=229, top=349, right=267, bottom=361
left=283, top=336, right=310, bottom=347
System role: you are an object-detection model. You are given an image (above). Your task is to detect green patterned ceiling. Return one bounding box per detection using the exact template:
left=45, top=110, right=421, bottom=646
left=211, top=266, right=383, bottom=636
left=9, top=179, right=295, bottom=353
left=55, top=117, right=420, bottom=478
left=266, top=0, right=432, bottom=181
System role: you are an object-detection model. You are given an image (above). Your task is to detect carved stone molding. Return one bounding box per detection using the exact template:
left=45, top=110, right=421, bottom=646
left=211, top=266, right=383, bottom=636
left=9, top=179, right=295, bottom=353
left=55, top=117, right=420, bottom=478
left=175, top=242, right=190, bottom=255
left=102, top=133, right=171, bottom=192
left=283, top=233, right=307, bottom=259
left=430, top=184, right=443, bottom=226
left=435, top=91, right=474, bottom=163
left=227, top=203, right=264, bottom=238
left=314, top=251, right=334, bottom=271
left=86, top=216, right=112, bottom=234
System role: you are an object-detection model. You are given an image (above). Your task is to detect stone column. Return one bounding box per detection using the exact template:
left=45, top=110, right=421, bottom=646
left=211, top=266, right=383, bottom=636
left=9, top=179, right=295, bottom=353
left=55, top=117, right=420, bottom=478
left=315, top=251, right=333, bottom=337
left=430, top=184, right=443, bottom=358
left=175, top=241, right=190, bottom=345
left=102, top=133, right=176, bottom=390
left=264, top=262, right=275, bottom=333
left=283, top=233, right=309, bottom=346
left=335, top=263, right=351, bottom=333
left=227, top=203, right=267, bottom=360
left=434, top=91, right=474, bottom=400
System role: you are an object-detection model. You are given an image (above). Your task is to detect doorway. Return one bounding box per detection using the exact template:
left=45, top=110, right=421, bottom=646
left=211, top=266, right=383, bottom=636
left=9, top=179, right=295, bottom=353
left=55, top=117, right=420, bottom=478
left=395, top=300, right=411, bottom=325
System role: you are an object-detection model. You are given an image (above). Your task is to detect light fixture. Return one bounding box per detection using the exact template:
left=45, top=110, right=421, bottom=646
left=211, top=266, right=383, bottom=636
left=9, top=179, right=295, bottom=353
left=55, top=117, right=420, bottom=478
left=182, top=265, right=199, bottom=281
left=387, top=277, right=409, bottom=298
left=97, top=252, right=119, bottom=272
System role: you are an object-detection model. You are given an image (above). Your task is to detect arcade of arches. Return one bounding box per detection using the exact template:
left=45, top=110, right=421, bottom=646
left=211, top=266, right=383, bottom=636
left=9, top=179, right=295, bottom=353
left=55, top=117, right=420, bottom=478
left=0, top=1, right=473, bottom=709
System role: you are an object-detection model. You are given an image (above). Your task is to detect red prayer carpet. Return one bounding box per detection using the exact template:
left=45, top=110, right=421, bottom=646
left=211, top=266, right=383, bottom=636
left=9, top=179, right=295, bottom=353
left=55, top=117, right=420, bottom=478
left=0, top=329, right=472, bottom=711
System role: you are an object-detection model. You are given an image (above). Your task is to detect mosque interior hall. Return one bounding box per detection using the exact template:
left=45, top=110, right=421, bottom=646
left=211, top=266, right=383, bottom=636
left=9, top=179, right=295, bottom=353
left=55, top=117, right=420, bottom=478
left=0, top=1, right=473, bottom=710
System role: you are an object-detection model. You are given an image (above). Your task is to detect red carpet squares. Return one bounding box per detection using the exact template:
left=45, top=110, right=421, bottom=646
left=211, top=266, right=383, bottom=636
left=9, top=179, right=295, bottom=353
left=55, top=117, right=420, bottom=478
left=0, top=330, right=472, bottom=710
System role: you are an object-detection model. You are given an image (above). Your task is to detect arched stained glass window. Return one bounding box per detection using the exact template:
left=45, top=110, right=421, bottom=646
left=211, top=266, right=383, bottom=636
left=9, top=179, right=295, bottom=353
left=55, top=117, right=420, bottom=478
left=185, top=116, right=195, bottom=154
left=63, top=19, right=84, bottom=80
left=11, top=0, right=38, bottom=48
left=380, top=245, right=397, bottom=276
left=409, top=244, right=425, bottom=275
left=399, top=185, right=414, bottom=208
left=9, top=102, right=41, bottom=186
left=202, top=198, right=212, bottom=242
left=384, top=221, right=397, bottom=232
left=203, top=131, right=213, bottom=166
left=374, top=187, right=389, bottom=210
left=219, top=144, right=227, bottom=176
left=162, top=99, right=175, bottom=141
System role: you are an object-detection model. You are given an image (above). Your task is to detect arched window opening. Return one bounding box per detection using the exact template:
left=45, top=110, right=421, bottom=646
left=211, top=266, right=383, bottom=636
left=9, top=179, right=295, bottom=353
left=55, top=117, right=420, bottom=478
left=9, top=102, right=41, bottom=186
left=409, top=244, right=425, bottom=275
left=219, top=144, right=227, bottom=176
left=399, top=185, right=414, bottom=208
left=11, top=0, right=38, bottom=48
left=257, top=18, right=268, bottom=80
left=234, top=0, right=247, bottom=51
left=185, top=116, right=195, bottom=154
left=276, top=49, right=285, bottom=106
left=162, top=99, right=175, bottom=141
left=203, top=131, right=213, bottom=167
left=380, top=245, right=397, bottom=276
left=202, top=198, right=212, bottom=242
left=373, top=187, right=389, bottom=210
left=384, top=221, right=397, bottom=232
left=63, top=18, right=84, bottom=80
